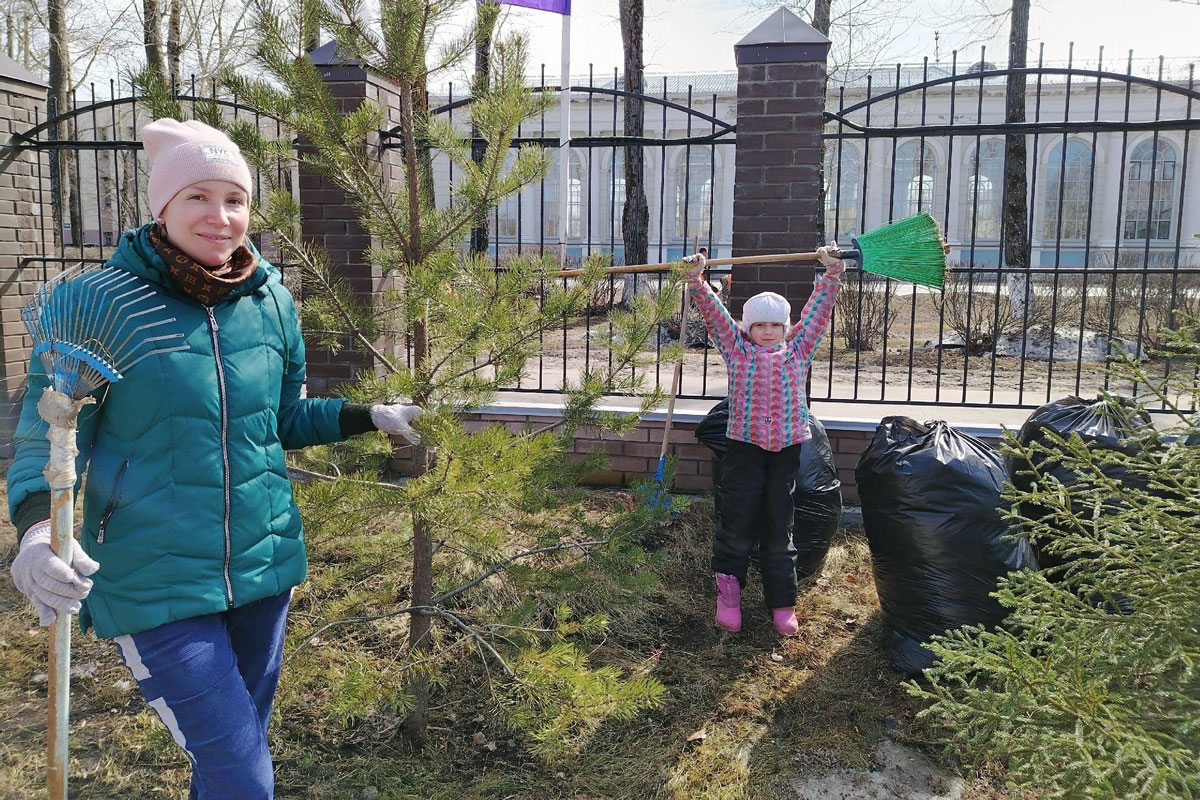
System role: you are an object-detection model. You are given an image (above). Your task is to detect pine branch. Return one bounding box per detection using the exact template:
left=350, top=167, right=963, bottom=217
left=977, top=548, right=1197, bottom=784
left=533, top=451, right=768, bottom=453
left=291, top=539, right=608, bottom=655
left=266, top=223, right=400, bottom=371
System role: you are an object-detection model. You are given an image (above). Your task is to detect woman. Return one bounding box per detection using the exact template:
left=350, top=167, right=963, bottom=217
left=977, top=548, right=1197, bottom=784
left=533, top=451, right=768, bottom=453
left=7, top=118, right=419, bottom=799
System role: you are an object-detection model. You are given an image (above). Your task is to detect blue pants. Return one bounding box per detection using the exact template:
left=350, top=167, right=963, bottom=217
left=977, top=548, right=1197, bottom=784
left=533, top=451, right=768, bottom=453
left=113, top=590, right=291, bottom=800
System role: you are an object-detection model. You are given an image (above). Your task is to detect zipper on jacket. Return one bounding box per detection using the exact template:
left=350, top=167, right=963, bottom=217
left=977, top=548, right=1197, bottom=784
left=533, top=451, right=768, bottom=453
left=206, top=307, right=235, bottom=608
left=96, top=458, right=130, bottom=544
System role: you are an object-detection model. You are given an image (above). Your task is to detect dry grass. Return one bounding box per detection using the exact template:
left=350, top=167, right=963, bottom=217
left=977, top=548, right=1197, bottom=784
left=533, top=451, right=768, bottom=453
left=0, top=466, right=1009, bottom=799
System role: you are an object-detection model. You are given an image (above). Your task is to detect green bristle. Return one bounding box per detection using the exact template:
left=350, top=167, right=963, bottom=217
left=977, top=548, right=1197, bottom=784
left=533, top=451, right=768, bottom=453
left=851, top=212, right=948, bottom=289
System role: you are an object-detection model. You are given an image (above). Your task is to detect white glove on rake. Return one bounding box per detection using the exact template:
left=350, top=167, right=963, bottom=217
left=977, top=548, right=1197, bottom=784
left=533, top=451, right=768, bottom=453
left=370, top=404, right=423, bottom=446
left=10, top=521, right=99, bottom=626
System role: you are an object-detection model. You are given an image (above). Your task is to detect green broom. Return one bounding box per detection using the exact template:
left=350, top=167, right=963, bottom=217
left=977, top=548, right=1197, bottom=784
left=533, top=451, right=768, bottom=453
left=837, top=212, right=948, bottom=289
left=555, top=212, right=949, bottom=289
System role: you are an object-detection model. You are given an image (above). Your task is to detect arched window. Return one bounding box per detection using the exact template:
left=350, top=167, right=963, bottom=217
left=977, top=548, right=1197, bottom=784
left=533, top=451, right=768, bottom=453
left=675, top=147, right=719, bottom=239
left=892, top=141, right=939, bottom=218
left=543, top=150, right=585, bottom=240
left=966, top=139, right=1004, bottom=239
left=1042, top=140, right=1093, bottom=240
left=495, top=152, right=519, bottom=238
left=823, top=145, right=861, bottom=240
left=1123, top=139, right=1177, bottom=241
left=603, top=148, right=626, bottom=242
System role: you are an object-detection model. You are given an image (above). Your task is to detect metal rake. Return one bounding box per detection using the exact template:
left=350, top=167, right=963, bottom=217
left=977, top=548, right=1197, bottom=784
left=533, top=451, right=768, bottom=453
left=22, top=263, right=188, bottom=800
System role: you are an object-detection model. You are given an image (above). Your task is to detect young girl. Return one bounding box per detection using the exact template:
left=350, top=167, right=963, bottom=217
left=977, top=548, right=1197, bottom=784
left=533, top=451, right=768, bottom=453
left=684, top=246, right=845, bottom=636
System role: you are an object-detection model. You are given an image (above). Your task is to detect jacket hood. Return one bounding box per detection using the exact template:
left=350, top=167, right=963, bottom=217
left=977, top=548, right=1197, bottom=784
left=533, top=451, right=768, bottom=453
left=111, top=222, right=277, bottom=300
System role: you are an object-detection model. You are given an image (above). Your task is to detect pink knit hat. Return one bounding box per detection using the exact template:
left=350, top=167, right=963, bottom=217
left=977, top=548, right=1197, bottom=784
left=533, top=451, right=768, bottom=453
left=142, top=118, right=252, bottom=219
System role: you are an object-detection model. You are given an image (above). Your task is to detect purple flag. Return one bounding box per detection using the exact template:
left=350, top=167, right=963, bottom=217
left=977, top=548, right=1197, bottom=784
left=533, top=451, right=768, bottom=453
left=497, top=0, right=570, bottom=13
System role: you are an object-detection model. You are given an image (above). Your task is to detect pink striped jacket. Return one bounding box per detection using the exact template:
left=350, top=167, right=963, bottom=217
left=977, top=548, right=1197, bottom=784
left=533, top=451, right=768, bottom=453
left=688, top=273, right=841, bottom=451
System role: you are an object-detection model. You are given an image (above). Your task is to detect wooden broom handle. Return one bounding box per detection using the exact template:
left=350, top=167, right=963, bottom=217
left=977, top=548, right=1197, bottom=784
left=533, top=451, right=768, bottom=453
left=659, top=270, right=691, bottom=461
left=553, top=250, right=844, bottom=279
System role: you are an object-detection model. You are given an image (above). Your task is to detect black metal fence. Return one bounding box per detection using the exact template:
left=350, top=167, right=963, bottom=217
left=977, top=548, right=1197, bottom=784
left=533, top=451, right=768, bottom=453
left=415, top=54, right=1200, bottom=411
left=12, top=56, right=1200, bottom=413
left=425, top=67, right=736, bottom=267
left=7, top=78, right=295, bottom=289
left=816, top=50, right=1200, bottom=411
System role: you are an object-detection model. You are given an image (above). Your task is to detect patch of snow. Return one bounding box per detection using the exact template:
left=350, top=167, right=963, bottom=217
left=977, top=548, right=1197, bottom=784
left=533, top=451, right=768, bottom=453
left=782, top=739, right=964, bottom=800
left=995, top=326, right=1143, bottom=362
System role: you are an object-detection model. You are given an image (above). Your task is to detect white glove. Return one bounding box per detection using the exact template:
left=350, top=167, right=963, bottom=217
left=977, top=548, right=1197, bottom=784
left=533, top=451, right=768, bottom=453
left=10, top=521, right=100, bottom=626
left=681, top=253, right=707, bottom=276
left=817, top=240, right=847, bottom=278
left=370, top=404, right=423, bottom=445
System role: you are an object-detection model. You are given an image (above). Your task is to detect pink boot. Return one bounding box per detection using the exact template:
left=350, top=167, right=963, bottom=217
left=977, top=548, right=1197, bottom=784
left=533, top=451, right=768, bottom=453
left=714, top=573, right=742, bottom=632
left=772, top=607, right=799, bottom=636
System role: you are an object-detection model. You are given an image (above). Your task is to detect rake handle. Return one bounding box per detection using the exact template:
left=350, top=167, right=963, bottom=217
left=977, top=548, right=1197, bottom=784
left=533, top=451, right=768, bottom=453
left=47, top=485, right=73, bottom=800
left=37, top=388, right=93, bottom=800
left=554, top=249, right=861, bottom=279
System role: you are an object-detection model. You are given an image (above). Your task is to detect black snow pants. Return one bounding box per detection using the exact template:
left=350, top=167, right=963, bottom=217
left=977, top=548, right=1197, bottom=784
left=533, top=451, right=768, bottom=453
left=711, top=438, right=802, bottom=609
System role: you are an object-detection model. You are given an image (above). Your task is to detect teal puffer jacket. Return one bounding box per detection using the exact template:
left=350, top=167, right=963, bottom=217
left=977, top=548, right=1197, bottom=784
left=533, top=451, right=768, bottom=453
left=7, top=223, right=346, bottom=638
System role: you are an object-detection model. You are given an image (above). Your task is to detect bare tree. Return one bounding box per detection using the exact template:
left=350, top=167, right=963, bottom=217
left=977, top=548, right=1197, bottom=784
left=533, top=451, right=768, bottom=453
left=619, top=0, right=650, bottom=303
left=0, top=0, right=134, bottom=89
left=812, top=0, right=832, bottom=35
left=46, top=0, right=79, bottom=250
left=619, top=0, right=649, bottom=268
left=172, top=0, right=257, bottom=81
left=1001, top=0, right=1030, bottom=273
left=752, top=0, right=1012, bottom=81
left=752, top=0, right=917, bottom=79
left=167, top=0, right=181, bottom=86
left=143, top=0, right=165, bottom=78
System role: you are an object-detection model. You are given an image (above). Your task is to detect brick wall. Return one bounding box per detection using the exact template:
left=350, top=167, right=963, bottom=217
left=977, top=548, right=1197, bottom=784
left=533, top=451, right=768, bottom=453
left=300, top=46, right=404, bottom=394
left=729, top=10, right=830, bottom=319
left=386, top=404, right=1004, bottom=504
left=0, top=65, right=50, bottom=456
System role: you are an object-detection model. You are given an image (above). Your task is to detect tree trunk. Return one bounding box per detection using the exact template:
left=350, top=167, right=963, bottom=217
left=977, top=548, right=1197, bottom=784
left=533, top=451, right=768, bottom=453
left=618, top=0, right=649, bottom=304
left=144, top=0, right=166, bottom=80
left=399, top=75, right=435, bottom=741
left=64, top=116, right=83, bottom=249
left=1002, top=0, right=1030, bottom=272
left=167, top=0, right=182, bottom=88
left=47, top=0, right=68, bottom=250
left=403, top=316, right=434, bottom=741
left=20, top=14, right=30, bottom=68
left=469, top=4, right=497, bottom=256
left=812, top=0, right=832, bottom=35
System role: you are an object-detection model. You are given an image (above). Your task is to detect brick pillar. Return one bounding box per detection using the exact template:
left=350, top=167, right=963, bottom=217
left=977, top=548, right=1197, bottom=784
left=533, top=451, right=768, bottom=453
left=300, top=43, right=403, bottom=395
left=730, top=8, right=830, bottom=318
left=0, top=55, right=50, bottom=455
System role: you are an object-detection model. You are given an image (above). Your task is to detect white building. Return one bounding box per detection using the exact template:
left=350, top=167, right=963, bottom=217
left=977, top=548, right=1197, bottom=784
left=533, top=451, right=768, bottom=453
left=429, top=59, right=1200, bottom=269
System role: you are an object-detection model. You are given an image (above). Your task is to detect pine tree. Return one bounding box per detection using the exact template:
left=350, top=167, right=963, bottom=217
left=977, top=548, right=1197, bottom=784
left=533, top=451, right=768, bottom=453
left=908, top=324, right=1200, bottom=798
left=136, top=0, right=680, bottom=747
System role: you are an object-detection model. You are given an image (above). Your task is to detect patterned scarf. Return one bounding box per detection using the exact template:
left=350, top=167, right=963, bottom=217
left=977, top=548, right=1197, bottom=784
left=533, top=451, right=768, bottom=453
left=149, top=223, right=257, bottom=306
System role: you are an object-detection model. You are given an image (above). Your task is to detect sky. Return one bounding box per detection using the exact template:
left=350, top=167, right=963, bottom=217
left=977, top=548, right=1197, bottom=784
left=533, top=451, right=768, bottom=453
left=492, top=0, right=1200, bottom=78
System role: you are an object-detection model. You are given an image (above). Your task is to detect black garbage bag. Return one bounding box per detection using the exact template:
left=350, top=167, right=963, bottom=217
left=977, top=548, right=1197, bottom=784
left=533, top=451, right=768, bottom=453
left=856, top=416, right=1039, bottom=676
left=693, top=399, right=731, bottom=455
left=695, top=400, right=842, bottom=580
left=1009, top=395, right=1153, bottom=576
left=792, top=416, right=842, bottom=579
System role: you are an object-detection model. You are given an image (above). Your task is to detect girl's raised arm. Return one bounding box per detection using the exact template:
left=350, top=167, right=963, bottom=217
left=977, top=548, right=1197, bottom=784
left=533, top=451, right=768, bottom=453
left=684, top=255, right=744, bottom=361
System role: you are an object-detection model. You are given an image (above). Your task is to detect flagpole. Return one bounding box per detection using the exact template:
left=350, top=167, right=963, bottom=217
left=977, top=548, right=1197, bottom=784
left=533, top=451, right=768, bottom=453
left=557, top=9, right=570, bottom=269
